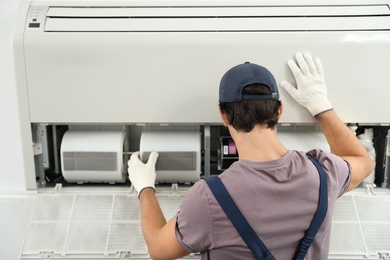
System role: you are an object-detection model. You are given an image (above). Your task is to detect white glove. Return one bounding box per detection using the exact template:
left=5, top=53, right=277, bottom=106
left=127, top=151, right=159, bottom=198
left=280, top=52, right=333, bottom=117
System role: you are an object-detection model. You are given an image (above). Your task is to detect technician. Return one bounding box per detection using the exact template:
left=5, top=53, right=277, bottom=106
left=127, top=52, right=374, bottom=259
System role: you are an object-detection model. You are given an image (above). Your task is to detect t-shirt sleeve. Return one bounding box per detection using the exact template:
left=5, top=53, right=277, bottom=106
left=175, top=180, right=214, bottom=253
left=307, top=149, right=352, bottom=198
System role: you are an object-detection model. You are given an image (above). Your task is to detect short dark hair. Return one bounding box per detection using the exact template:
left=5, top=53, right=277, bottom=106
left=219, top=84, right=281, bottom=132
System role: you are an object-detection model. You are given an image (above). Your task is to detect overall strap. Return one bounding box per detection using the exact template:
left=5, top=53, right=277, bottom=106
left=205, top=176, right=276, bottom=260
left=294, top=157, right=328, bottom=260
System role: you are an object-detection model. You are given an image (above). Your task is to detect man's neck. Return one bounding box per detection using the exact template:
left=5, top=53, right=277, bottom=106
left=230, top=125, right=288, bottom=162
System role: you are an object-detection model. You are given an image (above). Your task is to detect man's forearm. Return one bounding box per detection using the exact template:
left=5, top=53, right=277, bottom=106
left=139, top=189, right=167, bottom=252
left=138, top=188, right=188, bottom=260
left=315, top=110, right=366, bottom=158
left=315, top=110, right=374, bottom=189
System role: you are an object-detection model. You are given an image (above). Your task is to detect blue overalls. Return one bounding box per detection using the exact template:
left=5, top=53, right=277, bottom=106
left=205, top=157, right=328, bottom=260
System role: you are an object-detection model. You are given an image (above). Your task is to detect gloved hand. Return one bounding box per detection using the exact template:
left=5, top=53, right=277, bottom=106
left=280, top=52, right=333, bottom=117
left=127, top=151, right=159, bottom=198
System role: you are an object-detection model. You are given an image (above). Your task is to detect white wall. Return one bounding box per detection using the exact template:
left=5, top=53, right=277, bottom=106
left=0, top=0, right=27, bottom=193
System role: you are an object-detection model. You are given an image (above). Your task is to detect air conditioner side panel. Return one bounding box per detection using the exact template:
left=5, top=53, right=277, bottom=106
left=24, top=32, right=390, bottom=124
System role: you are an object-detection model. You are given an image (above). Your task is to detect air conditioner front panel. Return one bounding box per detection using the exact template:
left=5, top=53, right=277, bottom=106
left=24, top=31, right=390, bottom=124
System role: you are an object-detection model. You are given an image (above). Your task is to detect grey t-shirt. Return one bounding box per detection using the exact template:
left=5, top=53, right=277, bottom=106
left=175, top=149, right=351, bottom=260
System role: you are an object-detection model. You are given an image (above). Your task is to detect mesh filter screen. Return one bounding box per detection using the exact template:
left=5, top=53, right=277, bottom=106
left=22, top=193, right=184, bottom=257
left=21, top=191, right=390, bottom=258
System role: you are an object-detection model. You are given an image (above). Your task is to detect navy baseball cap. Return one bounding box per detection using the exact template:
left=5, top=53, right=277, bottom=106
left=219, top=62, right=280, bottom=103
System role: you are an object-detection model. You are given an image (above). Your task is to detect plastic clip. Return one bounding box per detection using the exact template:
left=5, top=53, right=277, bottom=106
left=129, top=184, right=135, bottom=195
left=54, top=183, right=62, bottom=194
left=365, top=183, right=376, bottom=195
left=170, top=183, right=179, bottom=195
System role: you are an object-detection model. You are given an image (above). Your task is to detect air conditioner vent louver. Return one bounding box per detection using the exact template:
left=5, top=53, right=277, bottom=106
left=44, top=5, right=390, bottom=32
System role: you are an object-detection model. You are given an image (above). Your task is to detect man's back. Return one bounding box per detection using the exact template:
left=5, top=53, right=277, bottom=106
left=175, top=149, right=351, bottom=259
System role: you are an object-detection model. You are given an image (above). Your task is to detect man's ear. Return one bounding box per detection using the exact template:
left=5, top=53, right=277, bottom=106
left=277, top=101, right=284, bottom=120
left=219, top=107, right=230, bottom=127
